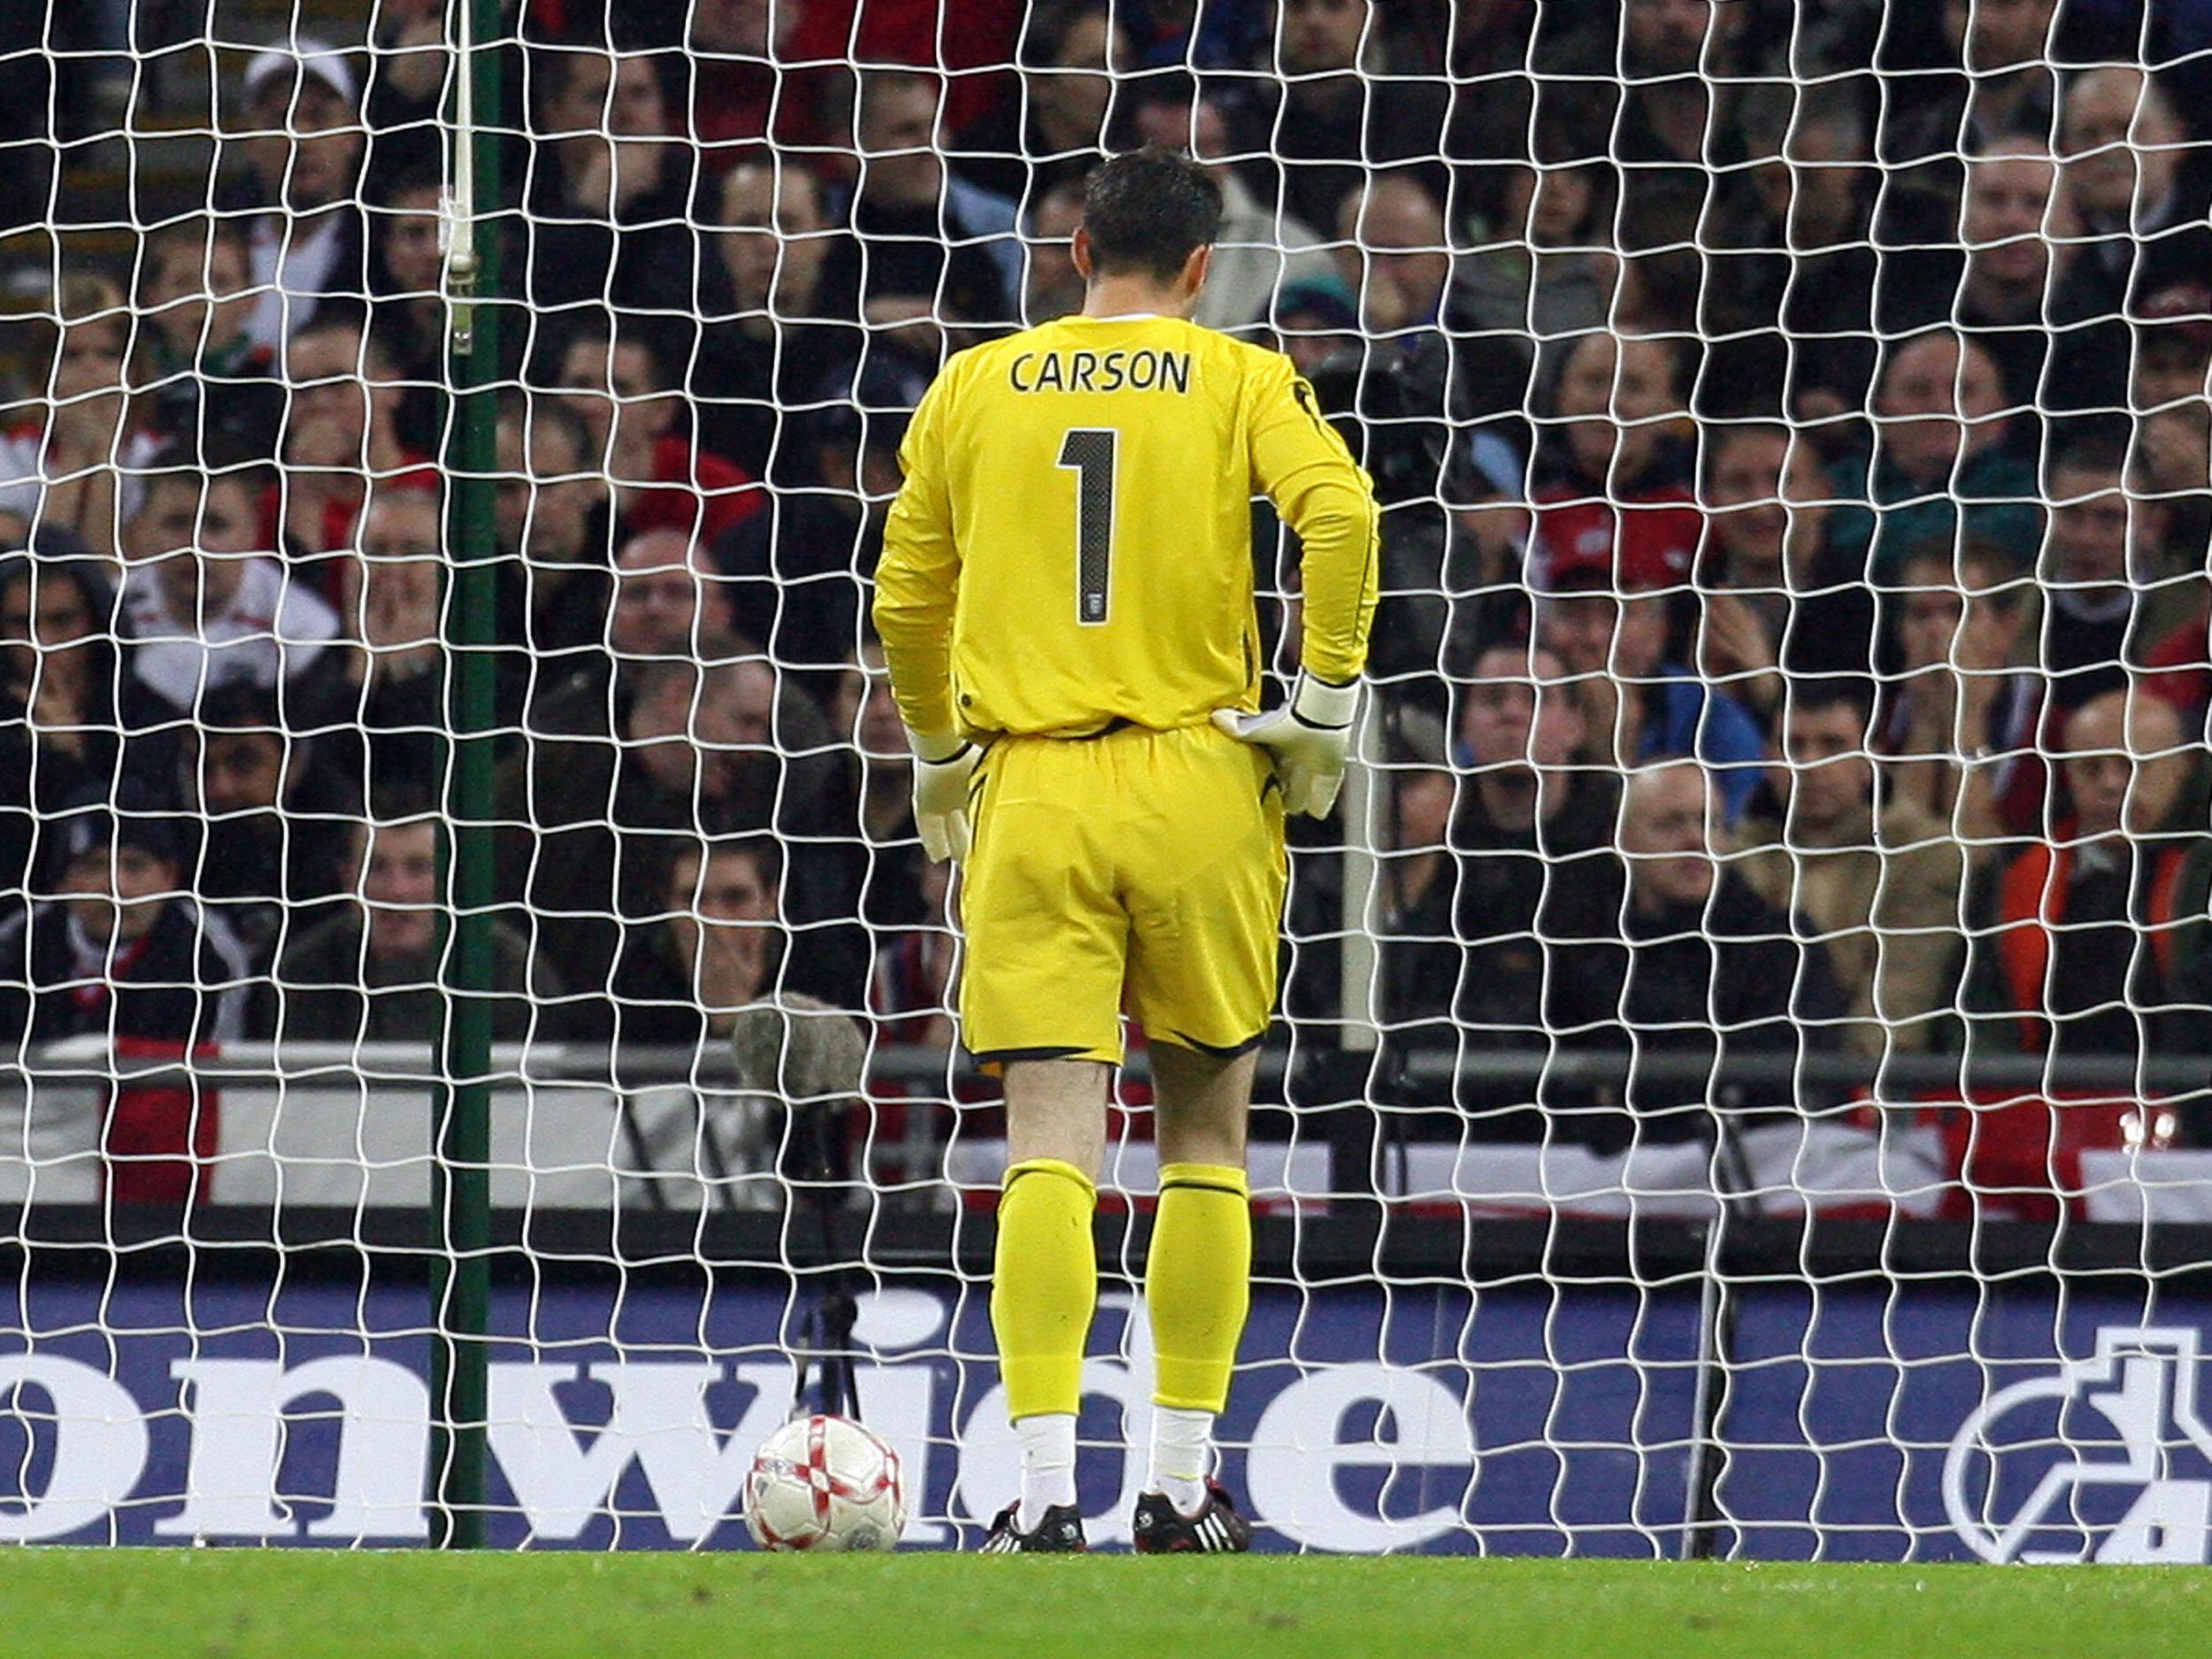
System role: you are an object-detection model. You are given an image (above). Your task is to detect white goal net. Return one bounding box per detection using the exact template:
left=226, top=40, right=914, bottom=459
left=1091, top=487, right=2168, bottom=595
left=3, top=0, right=2212, bottom=1560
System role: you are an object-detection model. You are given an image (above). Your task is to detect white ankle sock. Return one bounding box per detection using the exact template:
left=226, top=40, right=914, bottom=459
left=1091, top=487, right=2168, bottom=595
left=1146, top=1405, right=1214, bottom=1517
left=1016, top=1412, right=1078, bottom=1532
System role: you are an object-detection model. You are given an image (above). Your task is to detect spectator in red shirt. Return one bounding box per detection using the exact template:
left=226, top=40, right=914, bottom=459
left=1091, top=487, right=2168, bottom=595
left=2129, top=287, right=2212, bottom=732
left=2143, top=603, right=2212, bottom=737
left=1526, top=331, right=1701, bottom=592
left=685, top=0, right=830, bottom=173
left=685, top=0, right=1022, bottom=180
left=0, top=784, right=252, bottom=1205
left=555, top=319, right=762, bottom=547
left=1962, top=686, right=2209, bottom=1068
left=949, top=1, right=1131, bottom=209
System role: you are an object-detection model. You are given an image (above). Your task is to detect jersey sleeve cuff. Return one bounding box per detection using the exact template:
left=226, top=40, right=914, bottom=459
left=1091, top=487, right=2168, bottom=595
left=1288, top=672, right=1361, bottom=732
left=905, top=726, right=971, bottom=764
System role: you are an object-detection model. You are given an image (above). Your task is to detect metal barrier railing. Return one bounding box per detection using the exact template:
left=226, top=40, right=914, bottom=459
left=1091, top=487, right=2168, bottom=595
left=1, top=1035, right=2203, bottom=1097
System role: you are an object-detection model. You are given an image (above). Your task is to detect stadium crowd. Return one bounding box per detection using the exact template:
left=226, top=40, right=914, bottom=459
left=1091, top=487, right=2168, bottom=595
left=2, top=0, right=2211, bottom=1187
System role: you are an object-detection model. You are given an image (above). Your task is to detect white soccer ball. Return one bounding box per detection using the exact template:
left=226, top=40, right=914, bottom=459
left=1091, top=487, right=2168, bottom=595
left=743, top=1413, right=908, bottom=1552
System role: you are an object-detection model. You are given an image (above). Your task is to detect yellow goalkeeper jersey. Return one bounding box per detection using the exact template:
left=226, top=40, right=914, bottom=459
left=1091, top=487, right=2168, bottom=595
left=872, top=312, right=1380, bottom=740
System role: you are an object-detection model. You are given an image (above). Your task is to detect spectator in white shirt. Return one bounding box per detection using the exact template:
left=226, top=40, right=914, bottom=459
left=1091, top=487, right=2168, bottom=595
left=230, top=39, right=369, bottom=353
left=117, top=447, right=341, bottom=721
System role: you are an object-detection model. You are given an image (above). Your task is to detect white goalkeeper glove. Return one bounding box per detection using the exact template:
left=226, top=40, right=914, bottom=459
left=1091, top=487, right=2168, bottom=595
left=1211, top=672, right=1361, bottom=818
left=906, top=727, right=981, bottom=863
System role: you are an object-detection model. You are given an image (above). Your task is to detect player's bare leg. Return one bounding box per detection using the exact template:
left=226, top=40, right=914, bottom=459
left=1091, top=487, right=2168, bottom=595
left=1135, top=1043, right=1259, bottom=1551
left=987, top=1057, right=1111, bottom=1548
left=1004, top=1057, right=1112, bottom=1178
left=1151, top=1044, right=1256, bottom=1168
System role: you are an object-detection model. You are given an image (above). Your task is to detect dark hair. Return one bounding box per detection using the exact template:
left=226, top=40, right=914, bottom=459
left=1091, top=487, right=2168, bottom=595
left=554, top=314, right=672, bottom=394
left=499, top=392, right=594, bottom=469
left=364, top=777, right=438, bottom=826
left=143, top=432, right=260, bottom=479
left=1553, top=326, right=1684, bottom=411
left=54, top=778, right=184, bottom=869
left=1895, top=536, right=2029, bottom=607
left=1781, top=678, right=1874, bottom=726
left=292, top=310, right=399, bottom=377
left=1877, top=326, right=1981, bottom=396
left=534, top=43, right=625, bottom=122
left=195, top=680, right=285, bottom=736
left=1125, top=69, right=1197, bottom=116
left=2047, top=425, right=2132, bottom=488
left=803, top=353, right=927, bottom=460
left=139, top=468, right=261, bottom=526
left=1079, top=146, right=1222, bottom=284
left=1021, top=0, right=1120, bottom=68
left=546, top=311, right=611, bottom=377
left=1034, top=172, right=1091, bottom=219
left=139, top=216, right=250, bottom=295
left=827, top=66, right=942, bottom=146
left=1701, top=419, right=1796, bottom=486
left=369, top=165, right=444, bottom=207
left=669, top=833, right=783, bottom=895
left=0, top=554, right=113, bottom=627
left=135, top=434, right=266, bottom=518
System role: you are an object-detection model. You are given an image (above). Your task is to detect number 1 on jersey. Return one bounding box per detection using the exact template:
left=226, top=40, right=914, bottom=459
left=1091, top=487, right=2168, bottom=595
left=1057, top=427, right=1117, bottom=626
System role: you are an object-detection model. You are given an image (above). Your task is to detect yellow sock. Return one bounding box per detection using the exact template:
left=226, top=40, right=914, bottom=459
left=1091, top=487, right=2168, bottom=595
left=1147, top=1163, right=1251, bottom=1413
left=991, top=1158, right=1099, bottom=1421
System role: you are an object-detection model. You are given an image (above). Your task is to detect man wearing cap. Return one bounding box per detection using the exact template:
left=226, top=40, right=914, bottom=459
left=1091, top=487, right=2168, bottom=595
left=1269, top=273, right=1361, bottom=378
left=229, top=37, right=369, bottom=354
left=0, top=784, right=250, bottom=1048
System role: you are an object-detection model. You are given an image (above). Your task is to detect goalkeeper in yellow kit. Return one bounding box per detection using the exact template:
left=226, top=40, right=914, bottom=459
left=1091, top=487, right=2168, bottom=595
left=872, top=147, right=1379, bottom=1554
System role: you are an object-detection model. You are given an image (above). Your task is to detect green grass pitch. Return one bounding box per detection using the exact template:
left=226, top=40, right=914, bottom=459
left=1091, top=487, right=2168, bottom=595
left=6, top=1550, right=2211, bottom=1659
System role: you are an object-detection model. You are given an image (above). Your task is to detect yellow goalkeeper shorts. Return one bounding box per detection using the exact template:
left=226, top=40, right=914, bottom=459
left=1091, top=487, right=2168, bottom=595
left=959, top=721, right=1286, bottom=1066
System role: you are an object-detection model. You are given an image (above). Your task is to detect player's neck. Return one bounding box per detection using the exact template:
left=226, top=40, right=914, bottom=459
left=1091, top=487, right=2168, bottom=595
left=1081, top=277, right=1194, bottom=321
